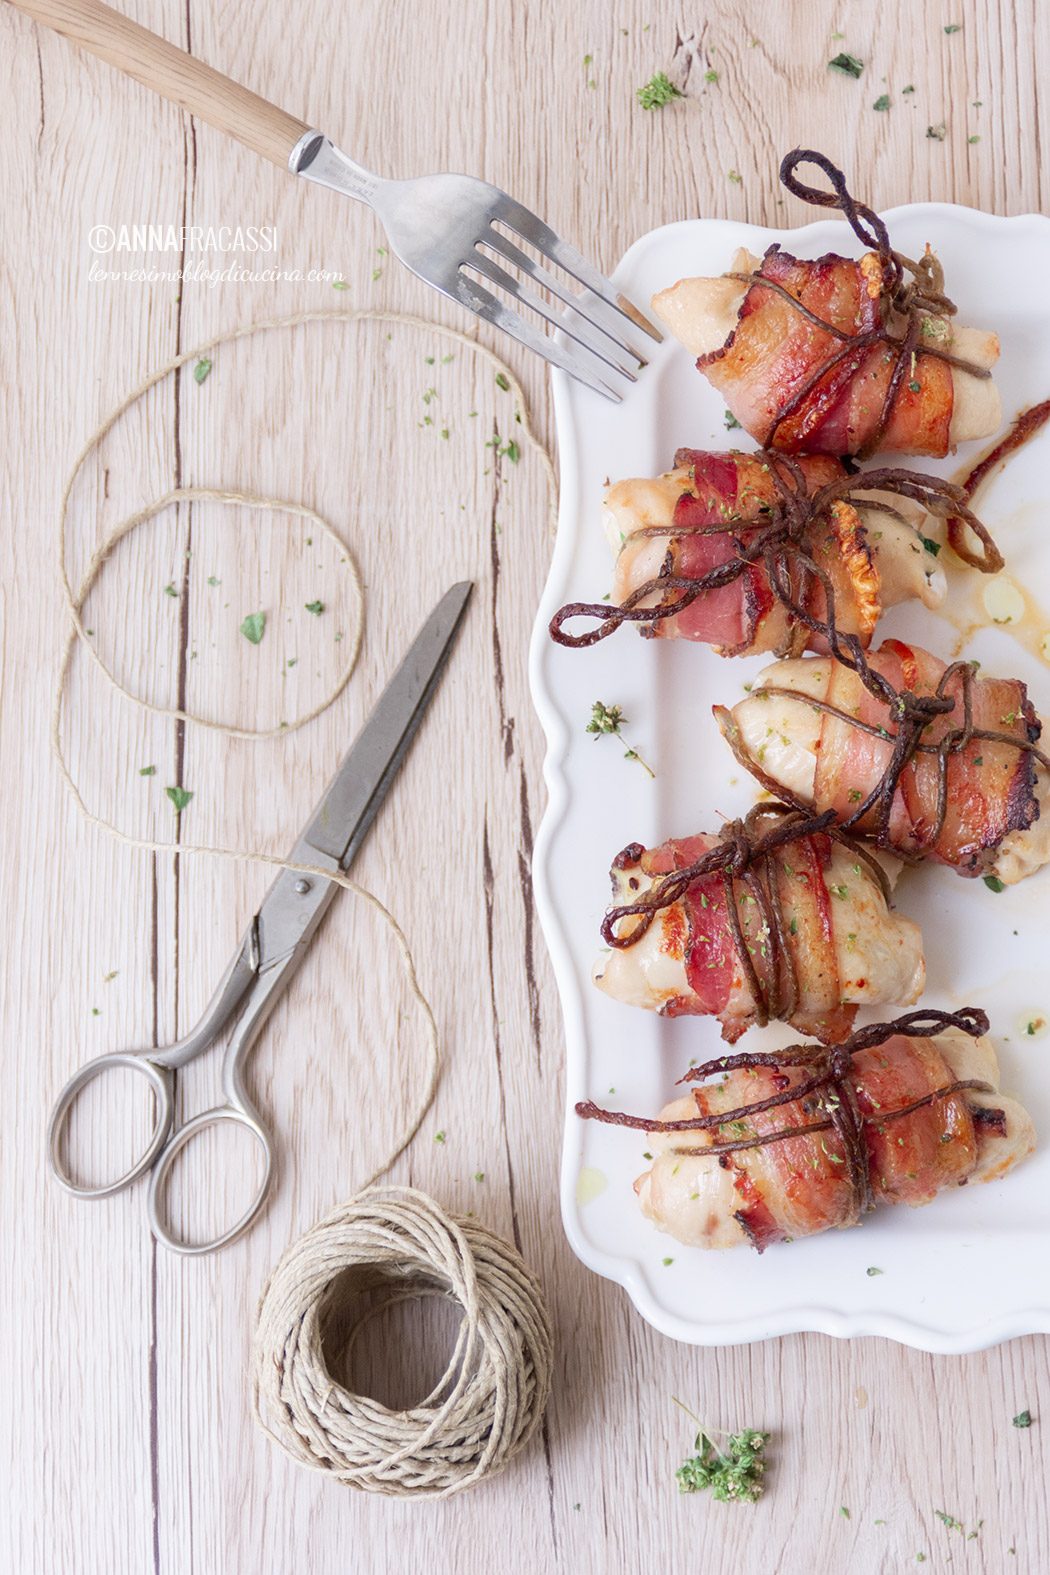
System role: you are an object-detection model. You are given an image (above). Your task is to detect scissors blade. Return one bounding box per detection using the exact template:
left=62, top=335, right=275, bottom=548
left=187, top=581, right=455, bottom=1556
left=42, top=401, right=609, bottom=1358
left=298, top=580, right=473, bottom=867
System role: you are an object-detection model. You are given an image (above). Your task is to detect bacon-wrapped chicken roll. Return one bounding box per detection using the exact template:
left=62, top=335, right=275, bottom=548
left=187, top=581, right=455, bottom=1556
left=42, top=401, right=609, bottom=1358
left=594, top=805, right=924, bottom=1044
left=718, top=639, right=1050, bottom=881
left=550, top=449, right=1001, bottom=658
left=603, top=450, right=943, bottom=653
left=579, top=1010, right=1035, bottom=1252
left=651, top=150, right=1001, bottom=459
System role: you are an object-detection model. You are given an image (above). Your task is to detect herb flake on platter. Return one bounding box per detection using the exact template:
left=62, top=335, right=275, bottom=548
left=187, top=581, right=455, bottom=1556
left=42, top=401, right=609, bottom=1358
left=586, top=701, right=655, bottom=778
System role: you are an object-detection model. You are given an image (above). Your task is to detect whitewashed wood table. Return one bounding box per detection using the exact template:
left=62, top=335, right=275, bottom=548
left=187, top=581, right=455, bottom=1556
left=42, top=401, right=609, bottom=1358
left=4, top=1, right=1050, bottom=1570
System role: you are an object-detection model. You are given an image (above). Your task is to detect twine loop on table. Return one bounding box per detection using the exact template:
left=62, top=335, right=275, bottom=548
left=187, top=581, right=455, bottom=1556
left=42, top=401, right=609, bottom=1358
left=52, top=306, right=558, bottom=1192
left=252, top=1186, right=554, bottom=1498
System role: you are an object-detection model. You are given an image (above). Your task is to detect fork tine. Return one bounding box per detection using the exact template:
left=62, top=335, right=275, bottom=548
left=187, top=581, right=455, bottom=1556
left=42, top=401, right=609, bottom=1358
left=492, top=198, right=664, bottom=343
left=450, top=275, right=623, bottom=401
left=467, top=251, right=641, bottom=381
left=481, top=227, right=651, bottom=366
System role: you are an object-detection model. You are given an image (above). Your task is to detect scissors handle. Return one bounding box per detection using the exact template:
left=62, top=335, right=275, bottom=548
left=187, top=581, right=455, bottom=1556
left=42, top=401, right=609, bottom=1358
left=46, top=936, right=259, bottom=1203
left=147, top=1098, right=276, bottom=1256
left=47, top=1050, right=176, bottom=1199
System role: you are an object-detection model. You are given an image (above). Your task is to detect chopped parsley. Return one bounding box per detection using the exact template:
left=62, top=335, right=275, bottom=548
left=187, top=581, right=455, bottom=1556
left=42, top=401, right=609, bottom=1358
left=724, top=409, right=741, bottom=429
left=474, top=1171, right=485, bottom=1182
left=586, top=701, right=655, bottom=777
left=207, top=575, right=220, bottom=587
left=434, top=1130, right=446, bottom=1144
left=840, top=1506, right=851, bottom=1519
left=163, top=582, right=178, bottom=598
left=983, top=875, right=1006, bottom=893
left=304, top=600, right=324, bottom=615
left=866, top=1265, right=885, bottom=1277
left=486, top=432, right=520, bottom=463
left=636, top=72, right=683, bottom=110
left=934, top=1509, right=983, bottom=1540
left=968, top=134, right=981, bottom=143
left=494, top=371, right=511, bottom=392
left=728, top=168, right=743, bottom=183
left=944, top=22, right=963, bottom=33
left=873, top=94, right=891, bottom=112
left=920, top=535, right=941, bottom=556
left=1013, top=1408, right=1033, bottom=1428
left=240, top=611, right=266, bottom=644
left=828, top=52, right=864, bottom=78
left=704, top=68, right=719, bottom=83
left=903, top=84, right=915, bottom=94
left=139, top=765, right=156, bottom=776
left=662, top=1256, right=674, bottom=1266
left=927, top=123, right=948, bottom=140
left=165, top=786, right=193, bottom=813
left=193, top=358, right=212, bottom=385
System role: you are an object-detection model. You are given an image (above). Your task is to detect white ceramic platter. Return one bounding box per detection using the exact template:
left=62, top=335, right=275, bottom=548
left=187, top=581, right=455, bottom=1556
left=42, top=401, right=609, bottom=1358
left=529, top=204, right=1050, bottom=1352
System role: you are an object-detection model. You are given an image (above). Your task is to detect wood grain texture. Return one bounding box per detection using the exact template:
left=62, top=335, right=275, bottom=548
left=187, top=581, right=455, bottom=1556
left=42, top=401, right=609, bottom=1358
left=7, top=0, right=311, bottom=167
left=3, top=1, right=1049, bottom=1572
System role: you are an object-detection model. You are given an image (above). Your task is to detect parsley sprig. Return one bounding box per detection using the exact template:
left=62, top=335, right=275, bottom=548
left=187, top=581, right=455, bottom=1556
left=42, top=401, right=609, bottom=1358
left=673, top=1398, right=769, bottom=1503
left=586, top=701, right=655, bottom=777
left=637, top=71, right=683, bottom=110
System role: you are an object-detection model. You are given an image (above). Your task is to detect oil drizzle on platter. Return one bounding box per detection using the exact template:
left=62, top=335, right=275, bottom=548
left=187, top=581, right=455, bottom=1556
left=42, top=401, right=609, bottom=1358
left=940, top=400, right=1050, bottom=665
left=940, top=510, right=1050, bottom=667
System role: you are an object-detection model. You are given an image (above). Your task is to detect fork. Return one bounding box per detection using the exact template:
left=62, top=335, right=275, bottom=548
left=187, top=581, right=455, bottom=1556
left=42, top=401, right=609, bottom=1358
left=11, top=0, right=661, bottom=400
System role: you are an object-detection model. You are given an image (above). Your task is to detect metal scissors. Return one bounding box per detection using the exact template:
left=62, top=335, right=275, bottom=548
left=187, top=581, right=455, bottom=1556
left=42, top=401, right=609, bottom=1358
left=47, top=582, right=472, bottom=1256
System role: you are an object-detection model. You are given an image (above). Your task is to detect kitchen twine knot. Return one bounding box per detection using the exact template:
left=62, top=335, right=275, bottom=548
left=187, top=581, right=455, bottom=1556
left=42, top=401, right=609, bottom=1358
left=251, top=1186, right=554, bottom=1499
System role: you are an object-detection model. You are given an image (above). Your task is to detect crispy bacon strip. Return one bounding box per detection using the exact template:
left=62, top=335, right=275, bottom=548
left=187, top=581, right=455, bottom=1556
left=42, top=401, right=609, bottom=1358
left=664, top=450, right=872, bottom=656
left=549, top=451, right=1001, bottom=656
left=717, top=634, right=1047, bottom=875
left=598, top=805, right=885, bottom=1044
left=578, top=1009, right=1035, bottom=1252
left=809, top=639, right=1040, bottom=872
left=701, top=246, right=956, bottom=457
left=946, top=398, right=1050, bottom=559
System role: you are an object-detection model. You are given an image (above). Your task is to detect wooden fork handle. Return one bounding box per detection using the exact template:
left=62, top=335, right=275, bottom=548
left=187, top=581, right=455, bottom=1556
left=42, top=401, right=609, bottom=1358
left=7, top=0, right=311, bottom=168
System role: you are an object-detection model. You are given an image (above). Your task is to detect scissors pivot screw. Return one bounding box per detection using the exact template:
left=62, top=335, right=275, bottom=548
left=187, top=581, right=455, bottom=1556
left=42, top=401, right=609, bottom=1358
left=293, top=878, right=312, bottom=894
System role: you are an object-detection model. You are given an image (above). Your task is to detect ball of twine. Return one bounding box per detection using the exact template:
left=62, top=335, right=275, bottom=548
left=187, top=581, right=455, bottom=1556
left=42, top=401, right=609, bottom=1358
left=251, top=1186, right=554, bottom=1499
